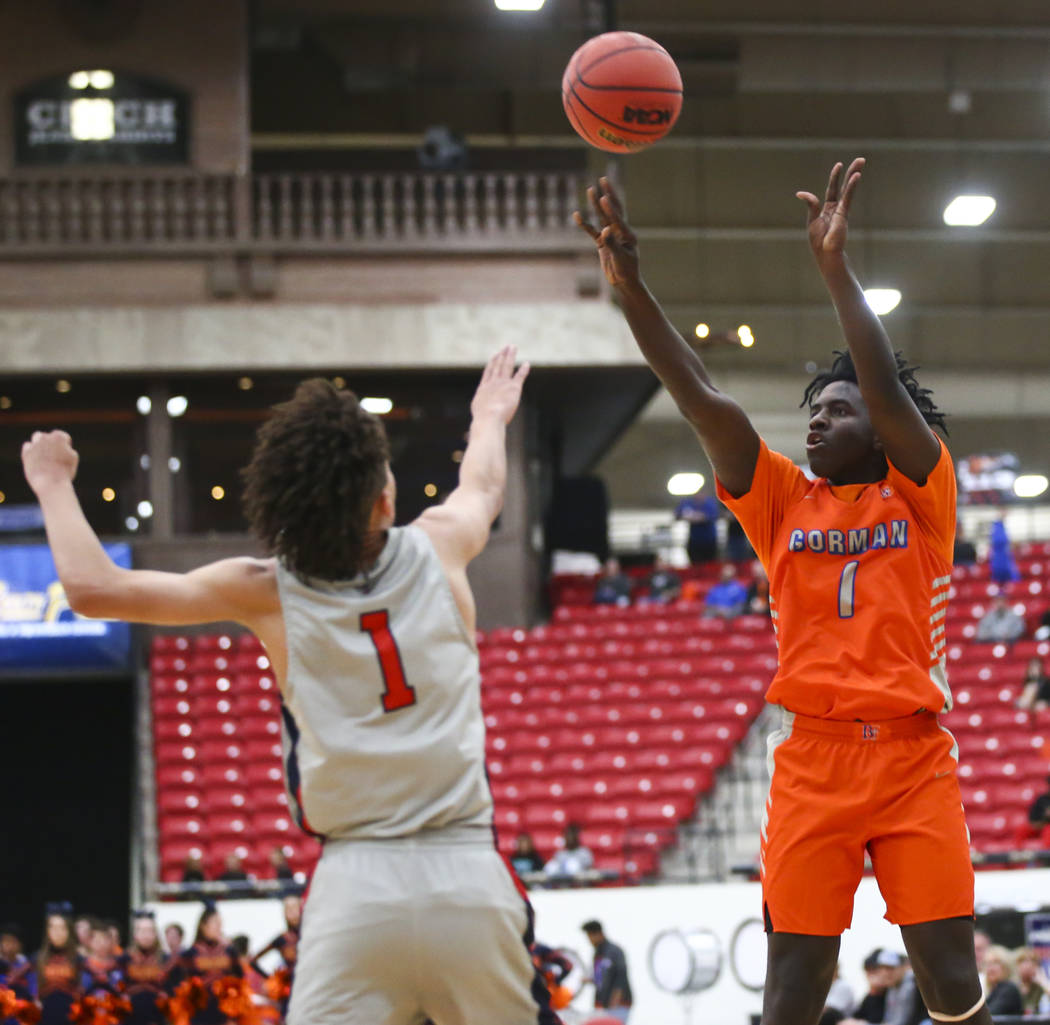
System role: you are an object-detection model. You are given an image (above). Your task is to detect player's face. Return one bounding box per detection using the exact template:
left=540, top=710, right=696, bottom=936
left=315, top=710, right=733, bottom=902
left=806, top=381, right=880, bottom=482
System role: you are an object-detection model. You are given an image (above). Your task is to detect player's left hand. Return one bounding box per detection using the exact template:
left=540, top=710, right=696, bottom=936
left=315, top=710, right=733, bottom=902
left=471, top=345, right=530, bottom=425
left=797, top=158, right=865, bottom=266
left=22, top=430, right=80, bottom=493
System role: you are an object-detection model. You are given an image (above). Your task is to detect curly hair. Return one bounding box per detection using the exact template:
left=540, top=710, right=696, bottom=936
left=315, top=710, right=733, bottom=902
left=242, top=379, right=390, bottom=582
left=801, top=349, right=948, bottom=433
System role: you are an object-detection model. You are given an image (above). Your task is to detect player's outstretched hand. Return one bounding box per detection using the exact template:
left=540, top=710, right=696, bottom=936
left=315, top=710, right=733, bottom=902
left=471, top=345, right=530, bottom=425
left=797, top=158, right=865, bottom=268
left=22, top=430, right=80, bottom=493
left=574, top=177, right=640, bottom=290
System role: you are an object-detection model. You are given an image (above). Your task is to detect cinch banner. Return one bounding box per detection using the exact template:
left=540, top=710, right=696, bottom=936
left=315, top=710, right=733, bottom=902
left=0, top=543, right=133, bottom=674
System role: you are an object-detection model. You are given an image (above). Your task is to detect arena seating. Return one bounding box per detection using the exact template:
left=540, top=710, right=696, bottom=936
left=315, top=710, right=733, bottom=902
left=150, top=541, right=1050, bottom=885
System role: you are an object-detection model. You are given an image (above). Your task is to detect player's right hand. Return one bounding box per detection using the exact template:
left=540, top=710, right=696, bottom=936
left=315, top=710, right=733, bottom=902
left=22, top=430, right=80, bottom=493
left=471, top=345, right=530, bottom=425
left=574, top=177, right=641, bottom=291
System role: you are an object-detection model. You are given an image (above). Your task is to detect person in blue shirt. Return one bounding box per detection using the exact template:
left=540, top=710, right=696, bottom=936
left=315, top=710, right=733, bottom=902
left=703, top=563, right=748, bottom=619
left=675, top=491, right=721, bottom=564
left=988, top=518, right=1020, bottom=584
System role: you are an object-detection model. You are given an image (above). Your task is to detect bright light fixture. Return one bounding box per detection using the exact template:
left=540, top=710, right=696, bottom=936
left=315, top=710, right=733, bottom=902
left=137, top=500, right=154, bottom=518
left=136, top=396, right=152, bottom=415
left=494, top=0, right=545, bottom=9
left=211, top=486, right=226, bottom=501
left=694, top=323, right=710, bottom=339
left=944, top=195, right=996, bottom=227
left=70, top=98, right=115, bottom=141
left=238, top=377, right=253, bottom=391
left=56, top=379, right=71, bottom=393
left=863, top=288, right=902, bottom=316
left=737, top=325, right=755, bottom=348
left=667, top=472, right=705, bottom=496
left=125, top=517, right=139, bottom=531
left=167, top=395, right=189, bottom=417
left=101, top=488, right=116, bottom=503
left=168, top=457, right=181, bottom=473
left=89, top=70, right=115, bottom=90
left=69, top=71, right=91, bottom=90
left=1014, top=474, right=1049, bottom=499
left=361, top=397, right=393, bottom=415
left=424, top=484, right=438, bottom=498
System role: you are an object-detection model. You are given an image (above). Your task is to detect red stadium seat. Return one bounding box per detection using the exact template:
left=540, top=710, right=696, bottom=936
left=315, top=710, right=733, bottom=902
left=201, top=763, right=249, bottom=788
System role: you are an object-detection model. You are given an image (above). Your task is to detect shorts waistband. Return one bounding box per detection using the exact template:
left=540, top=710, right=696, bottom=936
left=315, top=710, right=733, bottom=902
left=324, top=825, right=494, bottom=850
left=785, top=709, right=940, bottom=741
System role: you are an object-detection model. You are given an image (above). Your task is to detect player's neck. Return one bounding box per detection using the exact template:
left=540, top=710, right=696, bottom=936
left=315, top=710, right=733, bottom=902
left=825, top=453, right=888, bottom=487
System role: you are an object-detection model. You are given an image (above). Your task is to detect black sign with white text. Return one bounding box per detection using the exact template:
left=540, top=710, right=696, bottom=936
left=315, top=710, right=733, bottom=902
left=14, top=71, right=190, bottom=166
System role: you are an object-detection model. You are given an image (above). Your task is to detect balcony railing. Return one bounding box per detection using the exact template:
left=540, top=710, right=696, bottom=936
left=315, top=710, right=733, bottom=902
left=0, top=170, right=582, bottom=256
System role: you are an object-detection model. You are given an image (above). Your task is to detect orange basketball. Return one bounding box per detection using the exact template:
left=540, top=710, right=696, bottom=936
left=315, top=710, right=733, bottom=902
left=562, top=31, right=683, bottom=154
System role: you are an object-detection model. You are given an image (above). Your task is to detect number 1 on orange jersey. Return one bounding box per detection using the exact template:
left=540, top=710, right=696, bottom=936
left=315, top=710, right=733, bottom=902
left=838, top=560, right=859, bottom=618
left=360, top=610, right=417, bottom=712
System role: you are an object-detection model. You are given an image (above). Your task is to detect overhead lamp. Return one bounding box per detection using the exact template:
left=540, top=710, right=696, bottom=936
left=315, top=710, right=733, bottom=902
left=361, top=397, right=393, bottom=415
left=694, top=323, right=710, bottom=339
left=136, top=396, right=152, bottom=415
left=737, top=325, right=755, bottom=348
left=667, top=473, right=705, bottom=496
left=424, top=484, right=438, bottom=498
left=137, top=500, right=154, bottom=518
left=70, top=98, right=115, bottom=141
left=494, top=0, right=545, bottom=9
left=125, top=517, right=139, bottom=531
left=863, top=288, right=902, bottom=316
left=89, top=70, right=115, bottom=90
left=1014, top=475, right=1049, bottom=499
left=101, top=488, right=116, bottom=503
left=238, top=377, right=253, bottom=391
left=56, top=379, right=71, bottom=393
left=944, top=195, right=996, bottom=227
left=68, top=71, right=91, bottom=90
left=211, top=486, right=226, bottom=500
left=166, top=395, right=189, bottom=417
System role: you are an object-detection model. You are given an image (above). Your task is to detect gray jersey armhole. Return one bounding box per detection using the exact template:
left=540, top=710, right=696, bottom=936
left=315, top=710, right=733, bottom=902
left=408, top=525, right=478, bottom=652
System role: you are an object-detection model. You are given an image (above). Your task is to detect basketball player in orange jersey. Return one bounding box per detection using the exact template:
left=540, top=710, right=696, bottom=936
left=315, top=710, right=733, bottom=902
left=577, top=161, right=989, bottom=1025
left=22, top=346, right=562, bottom=1025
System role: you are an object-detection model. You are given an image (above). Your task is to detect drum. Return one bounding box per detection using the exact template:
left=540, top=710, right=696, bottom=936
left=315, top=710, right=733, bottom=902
left=647, top=928, right=723, bottom=994
left=729, top=917, right=767, bottom=993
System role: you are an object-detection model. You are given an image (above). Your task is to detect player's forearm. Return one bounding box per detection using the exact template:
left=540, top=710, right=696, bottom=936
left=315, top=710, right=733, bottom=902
left=458, top=413, right=507, bottom=519
left=616, top=280, right=734, bottom=424
left=818, top=255, right=903, bottom=405
left=34, top=480, right=123, bottom=612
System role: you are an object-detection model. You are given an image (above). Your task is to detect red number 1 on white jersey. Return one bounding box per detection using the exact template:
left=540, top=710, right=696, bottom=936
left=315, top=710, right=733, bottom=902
left=360, top=610, right=417, bottom=713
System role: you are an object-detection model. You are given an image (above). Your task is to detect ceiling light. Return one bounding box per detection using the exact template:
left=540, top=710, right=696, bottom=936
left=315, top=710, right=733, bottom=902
left=56, top=379, right=71, bottom=393
left=211, top=485, right=226, bottom=500
left=424, top=484, right=438, bottom=498
left=737, top=325, right=755, bottom=348
left=944, top=195, right=996, bottom=227
left=1014, top=474, right=1049, bottom=499
left=694, top=323, right=710, bottom=339
left=125, top=517, right=139, bottom=531
left=0, top=492, right=5, bottom=504
left=332, top=376, right=346, bottom=389
left=166, top=395, right=188, bottom=417
left=238, top=377, right=253, bottom=391
left=494, top=0, right=545, bottom=9
left=168, top=457, right=181, bottom=473
left=101, top=488, right=116, bottom=502
left=68, top=71, right=91, bottom=90
left=667, top=472, right=705, bottom=496
left=137, top=500, right=154, bottom=518
left=70, top=98, right=115, bottom=141
left=136, top=395, right=152, bottom=415
left=89, top=70, right=115, bottom=90
left=0, top=397, right=12, bottom=410
left=863, top=288, right=902, bottom=316
left=361, top=397, right=393, bottom=415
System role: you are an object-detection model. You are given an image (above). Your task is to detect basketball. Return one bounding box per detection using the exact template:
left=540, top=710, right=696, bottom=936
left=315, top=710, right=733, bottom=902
left=562, top=31, right=683, bottom=154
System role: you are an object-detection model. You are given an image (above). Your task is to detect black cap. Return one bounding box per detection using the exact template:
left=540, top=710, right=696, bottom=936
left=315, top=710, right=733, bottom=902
left=581, top=920, right=603, bottom=934
left=863, top=948, right=883, bottom=971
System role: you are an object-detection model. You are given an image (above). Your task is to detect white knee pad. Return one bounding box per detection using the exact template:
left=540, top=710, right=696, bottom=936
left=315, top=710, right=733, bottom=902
left=928, top=993, right=985, bottom=1022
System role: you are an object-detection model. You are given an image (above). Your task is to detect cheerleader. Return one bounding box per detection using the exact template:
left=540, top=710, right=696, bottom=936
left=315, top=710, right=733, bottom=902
left=81, top=920, right=123, bottom=997
left=33, top=909, right=84, bottom=1025
left=249, top=895, right=301, bottom=1017
left=118, top=913, right=169, bottom=1025
left=168, top=907, right=243, bottom=1025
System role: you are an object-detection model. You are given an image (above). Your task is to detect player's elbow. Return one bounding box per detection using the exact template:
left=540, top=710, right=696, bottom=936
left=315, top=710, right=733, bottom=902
left=64, top=582, right=111, bottom=619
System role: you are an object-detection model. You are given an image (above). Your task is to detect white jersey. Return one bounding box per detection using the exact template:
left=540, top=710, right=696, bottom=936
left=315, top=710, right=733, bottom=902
left=274, top=525, right=493, bottom=841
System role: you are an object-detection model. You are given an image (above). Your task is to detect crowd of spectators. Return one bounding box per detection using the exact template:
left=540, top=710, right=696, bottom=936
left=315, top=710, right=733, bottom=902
left=0, top=897, right=301, bottom=1025
left=178, top=848, right=296, bottom=892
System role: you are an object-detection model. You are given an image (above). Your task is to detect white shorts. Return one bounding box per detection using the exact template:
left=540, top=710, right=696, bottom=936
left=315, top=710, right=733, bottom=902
left=288, top=835, right=559, bottom=1025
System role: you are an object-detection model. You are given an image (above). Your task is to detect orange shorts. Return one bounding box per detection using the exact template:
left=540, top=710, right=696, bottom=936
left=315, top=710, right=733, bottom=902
left=761, top=709, right=974, bottom=936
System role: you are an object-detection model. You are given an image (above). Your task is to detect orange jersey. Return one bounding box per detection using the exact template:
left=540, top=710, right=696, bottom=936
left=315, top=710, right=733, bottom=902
left=717, top=438, right=956, bottom=720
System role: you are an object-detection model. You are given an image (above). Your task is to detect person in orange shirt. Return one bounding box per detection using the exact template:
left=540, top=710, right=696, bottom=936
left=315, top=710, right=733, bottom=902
left=576, top=162, right=988, bottom=1025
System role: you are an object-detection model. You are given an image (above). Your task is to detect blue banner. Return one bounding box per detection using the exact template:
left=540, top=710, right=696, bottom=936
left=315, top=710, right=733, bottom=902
left=0, top=543, right=133, bottom=674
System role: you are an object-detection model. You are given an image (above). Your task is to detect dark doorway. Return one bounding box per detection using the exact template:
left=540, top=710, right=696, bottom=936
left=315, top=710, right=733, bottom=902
left=0, top=678, right=134, bottom=951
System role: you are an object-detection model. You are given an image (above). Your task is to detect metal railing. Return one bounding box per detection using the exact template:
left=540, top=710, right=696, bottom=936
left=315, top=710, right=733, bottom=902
left=0, top=170, right=582, bottom=255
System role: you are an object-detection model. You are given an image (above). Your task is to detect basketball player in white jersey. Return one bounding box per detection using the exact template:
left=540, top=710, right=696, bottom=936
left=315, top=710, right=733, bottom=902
left=22, top=346, right=561, bottom=1025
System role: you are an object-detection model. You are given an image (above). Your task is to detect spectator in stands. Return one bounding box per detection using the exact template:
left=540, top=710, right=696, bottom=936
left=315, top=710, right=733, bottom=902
left=641, top=558, right=681, bottom=605
left=877, top=950, right=928, bottom=1025
left=544, top=823, right=594, bottom=880
left=1016, top=947, right=1050, bottom=1015
left=510, top=832, right=545, bottom=876
left=1013, top=775, right=1050, bottom=847
left=180, top=855, right=205, bottom=884
left=726, top=510, right=754, bottom=562
left=843, top=950, right=894, bottom=1024
left=746, top=561, right=771, bottom=616
left=268, top=847, right=294, bottom=881
left=217, top=853, right=250, bottom=883
left=825, top=963, right=855, bottom=1018
left=984, top=945, right=1023, bottom=1016
left=582, top=920, right=632, bottom=1023
left=953, top=521, right=977, bottom=566
left=973, top=929, right=989, bottom=977
left=163, top=923, right=184, bottom=957
left=593, top=558, right=632, bottom=607
left=975, top=596, right=1025, bottom=643
left=1017, top=657, right=1050, bottom=712
left=675, top=489, right=720, bottom=564
left=703, top=563, right=748, bottom=619
left=989, top=518, right=1021, bottom=585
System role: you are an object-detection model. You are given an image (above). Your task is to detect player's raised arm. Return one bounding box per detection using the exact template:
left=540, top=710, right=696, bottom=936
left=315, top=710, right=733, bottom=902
left=798, top=159, right=941, bottom=483
left=21, top=430, right=277, bottom=627
left=416, top=345, right=529, bottom=567
left=575, top=177, right=760, bottom=498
